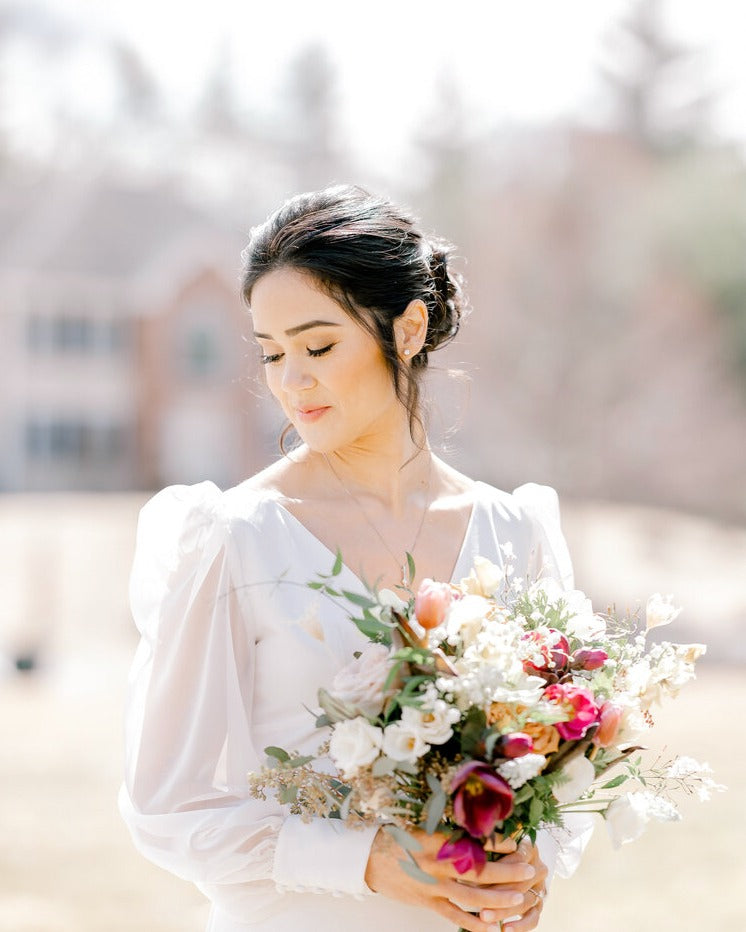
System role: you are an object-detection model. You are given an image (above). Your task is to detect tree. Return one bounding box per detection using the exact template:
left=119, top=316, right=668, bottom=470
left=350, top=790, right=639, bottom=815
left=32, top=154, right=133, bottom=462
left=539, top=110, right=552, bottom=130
left=598, top=0, right=715, bottom=152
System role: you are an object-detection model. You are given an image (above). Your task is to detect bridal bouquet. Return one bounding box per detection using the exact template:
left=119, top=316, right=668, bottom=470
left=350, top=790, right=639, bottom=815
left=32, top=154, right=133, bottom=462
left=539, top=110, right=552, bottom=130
left=248, top=550, right=722, bottom=880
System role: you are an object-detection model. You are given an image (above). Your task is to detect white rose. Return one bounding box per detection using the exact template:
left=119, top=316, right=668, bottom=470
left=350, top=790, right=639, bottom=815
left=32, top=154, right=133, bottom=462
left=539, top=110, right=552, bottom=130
left=605, top=791, right=681, bottom=849
left=473, top=556, right=503, bottom=596
left=446, top=594, right=491, bottom=646
left=381, top=721, right=429, bottom=763
left=646, top=593, right=681, bottom=631
left=553, top=755, right=596, bottom=804
left=328, top=717, right=383, bottom=778
left=331, top=643, right=393, bottom=718
left=400, top=701, right=459, bottom=746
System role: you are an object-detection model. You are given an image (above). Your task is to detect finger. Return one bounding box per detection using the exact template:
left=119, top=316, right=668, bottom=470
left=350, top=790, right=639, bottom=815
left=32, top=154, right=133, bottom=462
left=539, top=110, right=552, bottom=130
left=485, top=834, right=518, bottom=855
left=444, top=880, right=526, bottom=913
left=501, top=900, right=544, bottom=932
left=479, top=860, right=536, bottom=886
left=433, top=897, right=503, bottom=932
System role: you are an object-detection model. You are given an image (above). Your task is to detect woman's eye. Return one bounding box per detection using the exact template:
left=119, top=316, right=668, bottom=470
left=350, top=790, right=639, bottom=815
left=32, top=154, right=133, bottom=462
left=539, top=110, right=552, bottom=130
left=260, top=352, right=283, bottom=365
left=308, top=343, right=335, bottom=358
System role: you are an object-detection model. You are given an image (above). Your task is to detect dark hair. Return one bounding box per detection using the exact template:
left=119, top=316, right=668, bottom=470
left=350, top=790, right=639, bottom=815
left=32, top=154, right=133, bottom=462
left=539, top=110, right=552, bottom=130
left=241, top=185, right=468, bottom=440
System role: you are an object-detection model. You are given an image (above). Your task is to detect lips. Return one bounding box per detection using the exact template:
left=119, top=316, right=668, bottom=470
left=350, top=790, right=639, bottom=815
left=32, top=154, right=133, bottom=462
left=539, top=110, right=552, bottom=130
left=293, top=405, right=331, bottom=423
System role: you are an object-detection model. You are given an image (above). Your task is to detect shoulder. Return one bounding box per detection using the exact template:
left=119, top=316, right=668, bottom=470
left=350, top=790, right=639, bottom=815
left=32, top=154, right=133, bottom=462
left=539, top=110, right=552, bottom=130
left=472, top=479, right=562, bottom=524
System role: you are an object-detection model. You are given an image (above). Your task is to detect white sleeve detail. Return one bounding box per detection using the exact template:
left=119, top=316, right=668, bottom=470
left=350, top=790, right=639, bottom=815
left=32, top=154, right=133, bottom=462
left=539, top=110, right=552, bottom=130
left=273, top=816, right=378, bottom=898
left=512, top=482, right=574, bottom=589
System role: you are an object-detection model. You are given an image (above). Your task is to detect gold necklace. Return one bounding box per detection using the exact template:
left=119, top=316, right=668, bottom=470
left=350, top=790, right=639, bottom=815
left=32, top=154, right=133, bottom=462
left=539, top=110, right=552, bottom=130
left=323, top=452, right=432, bottom=588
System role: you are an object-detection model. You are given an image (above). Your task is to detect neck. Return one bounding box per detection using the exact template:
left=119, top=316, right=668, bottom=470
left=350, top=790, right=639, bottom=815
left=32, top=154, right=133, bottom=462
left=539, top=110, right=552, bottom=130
left=316, top=429, right=431, bottom=516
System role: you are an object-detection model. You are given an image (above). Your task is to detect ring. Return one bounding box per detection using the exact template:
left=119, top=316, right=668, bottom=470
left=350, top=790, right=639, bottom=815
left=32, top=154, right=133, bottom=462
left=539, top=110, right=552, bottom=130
left=526, top=888, right=544, bottom=907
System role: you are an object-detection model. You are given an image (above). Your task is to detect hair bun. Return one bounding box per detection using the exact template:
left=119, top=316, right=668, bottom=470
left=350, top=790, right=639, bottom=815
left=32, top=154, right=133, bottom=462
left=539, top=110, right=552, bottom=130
left=419, top=240, right=467, bottom=359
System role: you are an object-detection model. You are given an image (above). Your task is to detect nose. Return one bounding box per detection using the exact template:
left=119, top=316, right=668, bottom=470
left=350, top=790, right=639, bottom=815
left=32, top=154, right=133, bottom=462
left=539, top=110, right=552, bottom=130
left=280, top=356, right=316, bottom=392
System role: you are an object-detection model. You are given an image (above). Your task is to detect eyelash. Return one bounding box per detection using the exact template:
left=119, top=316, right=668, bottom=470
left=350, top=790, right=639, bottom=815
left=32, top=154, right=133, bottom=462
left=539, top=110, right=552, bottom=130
left=259, top=343, right=336, bottom=365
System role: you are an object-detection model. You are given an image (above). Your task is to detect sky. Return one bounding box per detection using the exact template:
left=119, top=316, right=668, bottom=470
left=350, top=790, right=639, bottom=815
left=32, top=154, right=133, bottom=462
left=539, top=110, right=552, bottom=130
left=6, top=0, right=746, bottom=172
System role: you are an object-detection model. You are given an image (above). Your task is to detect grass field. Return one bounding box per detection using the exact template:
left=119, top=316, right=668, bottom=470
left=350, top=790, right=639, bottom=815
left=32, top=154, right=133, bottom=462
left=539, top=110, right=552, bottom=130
left=0, top=661, right=742, bottom=932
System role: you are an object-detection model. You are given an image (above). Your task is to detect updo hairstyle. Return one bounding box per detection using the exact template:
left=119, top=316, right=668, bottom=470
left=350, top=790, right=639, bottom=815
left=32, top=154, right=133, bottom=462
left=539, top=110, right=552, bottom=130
left=241, top=185, right=468, bottom=436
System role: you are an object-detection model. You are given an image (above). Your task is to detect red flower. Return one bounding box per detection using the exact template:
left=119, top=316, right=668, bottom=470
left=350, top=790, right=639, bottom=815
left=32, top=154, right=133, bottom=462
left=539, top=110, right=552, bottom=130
left=414, top=578, right=452, bottom=630
left=543, top=683, right=600, bottom=740
left=450, top=760, right=514, bottom=837
left=437, top=835, right=487, bottom=875
left=522, top=628, right=570, bottom=674
left=572, top=647, right=608, bottom=671
left=499, top=732, right=534, bottom=758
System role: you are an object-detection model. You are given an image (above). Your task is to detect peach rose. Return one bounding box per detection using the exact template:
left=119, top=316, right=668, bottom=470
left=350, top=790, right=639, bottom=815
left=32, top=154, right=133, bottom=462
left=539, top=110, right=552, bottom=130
left=523, top=721, right=560, bottom=756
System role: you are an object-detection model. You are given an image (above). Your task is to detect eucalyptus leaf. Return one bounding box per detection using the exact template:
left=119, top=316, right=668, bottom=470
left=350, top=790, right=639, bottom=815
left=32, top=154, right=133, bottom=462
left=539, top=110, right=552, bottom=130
left=278, top=785, right=298, bottom=804
left=264, top=746, right=290, bottom=763
left=384, top=824, right=422, bottom=853
left=399, top=858, right=437, bottom=885
left=372, top=756, right=397, bottom=776
left=602, top=774, right=629, bottom=789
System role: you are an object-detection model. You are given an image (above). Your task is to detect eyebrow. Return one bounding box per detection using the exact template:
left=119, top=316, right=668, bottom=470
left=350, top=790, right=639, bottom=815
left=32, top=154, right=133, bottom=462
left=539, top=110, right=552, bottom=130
left=253, top=319, right=342, bottom=340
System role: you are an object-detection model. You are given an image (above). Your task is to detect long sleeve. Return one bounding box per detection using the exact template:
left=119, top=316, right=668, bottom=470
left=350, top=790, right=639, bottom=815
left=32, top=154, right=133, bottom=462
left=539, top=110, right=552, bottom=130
left=118, top=483, right=377, bottom=923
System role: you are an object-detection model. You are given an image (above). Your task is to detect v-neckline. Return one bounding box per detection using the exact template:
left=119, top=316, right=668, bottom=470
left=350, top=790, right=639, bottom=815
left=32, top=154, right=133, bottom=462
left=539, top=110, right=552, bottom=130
left=266, top=481, right=483, bottom=591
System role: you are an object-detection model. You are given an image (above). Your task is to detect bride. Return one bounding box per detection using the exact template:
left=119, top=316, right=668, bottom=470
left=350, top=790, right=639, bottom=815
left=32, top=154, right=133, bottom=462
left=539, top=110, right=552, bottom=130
left=119, top=185, right=590, bottom=931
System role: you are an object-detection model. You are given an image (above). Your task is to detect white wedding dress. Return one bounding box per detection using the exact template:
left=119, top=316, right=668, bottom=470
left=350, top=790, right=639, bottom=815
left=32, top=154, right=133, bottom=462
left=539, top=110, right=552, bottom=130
left=119, top=479, right=592, bottom=932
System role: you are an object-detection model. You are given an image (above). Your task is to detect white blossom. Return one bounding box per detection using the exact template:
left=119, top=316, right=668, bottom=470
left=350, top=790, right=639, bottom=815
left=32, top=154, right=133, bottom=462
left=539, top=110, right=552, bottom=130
left=400, top=700, right=459, bottom=746
left=605, top=791, right=681, bottom=849
left=646, top=593, right=681, bottom=631
left=497, top=753, right=547, bottom=789
left=553, top=755, right=596, bottom=804
left=328, top=717, right=383, bottom=777
left=381, top=721, right=429, bottom=763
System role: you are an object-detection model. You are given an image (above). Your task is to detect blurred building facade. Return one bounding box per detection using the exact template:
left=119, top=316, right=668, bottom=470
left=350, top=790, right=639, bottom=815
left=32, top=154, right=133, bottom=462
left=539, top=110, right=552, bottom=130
left=0, top=174, right=272, bottom=492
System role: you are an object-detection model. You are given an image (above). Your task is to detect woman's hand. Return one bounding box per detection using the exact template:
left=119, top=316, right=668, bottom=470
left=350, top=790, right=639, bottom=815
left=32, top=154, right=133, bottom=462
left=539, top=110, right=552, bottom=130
left=364, top=828, right=548, bottom=932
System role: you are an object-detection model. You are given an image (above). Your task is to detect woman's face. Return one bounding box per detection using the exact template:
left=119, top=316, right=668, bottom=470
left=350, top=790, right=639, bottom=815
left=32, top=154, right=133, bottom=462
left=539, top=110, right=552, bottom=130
left=250, top=268, right=403, bottom=453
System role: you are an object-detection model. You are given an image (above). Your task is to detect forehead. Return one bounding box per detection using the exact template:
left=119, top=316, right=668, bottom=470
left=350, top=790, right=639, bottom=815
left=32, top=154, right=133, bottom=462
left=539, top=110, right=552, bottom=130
left=249, top=268, right=350, bottom=334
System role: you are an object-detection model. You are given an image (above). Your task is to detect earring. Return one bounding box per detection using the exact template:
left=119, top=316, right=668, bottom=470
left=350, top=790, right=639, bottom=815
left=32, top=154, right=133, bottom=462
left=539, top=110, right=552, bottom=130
left=403, top=348, right=411, bottom=357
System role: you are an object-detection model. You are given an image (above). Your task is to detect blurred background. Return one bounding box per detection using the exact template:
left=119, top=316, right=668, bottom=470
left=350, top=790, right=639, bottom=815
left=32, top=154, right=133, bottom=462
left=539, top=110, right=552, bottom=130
left=1, top=0, right=744, bottom=929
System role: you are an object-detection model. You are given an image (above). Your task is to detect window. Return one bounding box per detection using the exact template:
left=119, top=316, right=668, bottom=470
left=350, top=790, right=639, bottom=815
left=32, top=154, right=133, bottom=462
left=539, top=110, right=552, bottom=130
left=25, top=418, right=128, bottom=464
left=25, top=312, right=130, bottom=356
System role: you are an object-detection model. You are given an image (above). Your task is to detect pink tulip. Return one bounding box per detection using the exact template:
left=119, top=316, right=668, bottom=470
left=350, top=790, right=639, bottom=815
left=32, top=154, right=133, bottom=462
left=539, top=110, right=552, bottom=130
left=573, top=648, right=608, bottom=671
left=543, top=683, right=600, bottom=740
left=594, top=701, right=623, bottom=748
left=414, top=578, right=452, bottom=630
left=499, top=732, right=534, bottom=759
left=450, top=760, right=514, bottom=837
left=437, top=835, right=487, bottom=875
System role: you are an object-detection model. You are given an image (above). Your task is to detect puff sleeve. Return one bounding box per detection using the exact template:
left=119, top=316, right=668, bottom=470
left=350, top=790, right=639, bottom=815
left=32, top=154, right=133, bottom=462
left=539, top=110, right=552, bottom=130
left=118, top=483, right=377, bottom=921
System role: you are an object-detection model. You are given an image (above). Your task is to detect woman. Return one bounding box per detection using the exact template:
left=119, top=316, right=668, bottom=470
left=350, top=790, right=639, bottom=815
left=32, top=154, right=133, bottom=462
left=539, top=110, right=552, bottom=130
left=120, top=186, right=590, bottom=932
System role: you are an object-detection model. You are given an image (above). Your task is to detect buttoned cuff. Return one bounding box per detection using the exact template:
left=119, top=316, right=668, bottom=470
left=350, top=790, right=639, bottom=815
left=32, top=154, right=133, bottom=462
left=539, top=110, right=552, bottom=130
left=272, top=816, right=379, bottom=898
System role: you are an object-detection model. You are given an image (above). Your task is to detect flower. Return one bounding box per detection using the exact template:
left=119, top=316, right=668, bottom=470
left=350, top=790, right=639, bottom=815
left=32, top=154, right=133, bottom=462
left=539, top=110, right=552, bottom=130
left=330, top=643, right=394, bottom=718
left=543, top=683, right=600, bottom=740
left=523, top=721, right=560, bottom=755
left=328, top=717, right=383, bottom=777
left=450, top=760, right=514, bottom=837
left=499, top=732, right=534, bottom=758
left=414, top=578, right=453, bottom=630
left=646, top=593, right=681, bottom=631
left=521, top=628, right=570, bottom=674
left=553, top=755, right=595, bottom=804
left=381, top=721, right=429, bottom=763
left=497, top=753, right=547, bottom=789
left=593, top=702, right=623, bottom=748
left=605, top=791, right=681, bottom=848
left=437, top=835, right=486, bottom=875
left=572, top=647, right=608, bottom=671
left=401, top=700, right=459, bottom=746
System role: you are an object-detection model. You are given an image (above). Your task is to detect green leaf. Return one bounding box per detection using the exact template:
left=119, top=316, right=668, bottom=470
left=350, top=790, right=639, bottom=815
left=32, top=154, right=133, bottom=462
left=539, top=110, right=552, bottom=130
left=399, top=858, right=437, bottom=885
left=264, top=746, right=290, bottom=763
left=286, top=754, right=314, bottom=768
left=513, top=784, right=534, bottom=805
left=423, top=787, right=447, bottom=835
left=529, top=796, right=544, bottom=825
left=405, top=552, right=416, bottom=584
left=385, top=824, right=422, bottom=853
left=371, top=756, right=397, bottom=777
left=341, top=590, right=378, bottom=609
left=601, top=774, right=629, bottom=789
left=332, top=550, right=343, bottom=576
left=278, top=785, right=298, bottom=804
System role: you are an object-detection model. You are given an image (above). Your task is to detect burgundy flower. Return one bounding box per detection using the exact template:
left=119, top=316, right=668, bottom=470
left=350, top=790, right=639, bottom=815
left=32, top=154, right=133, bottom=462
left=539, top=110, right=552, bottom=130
left=499, top=732, right=534, bottom=758
left=543, top=683, right=600, bottom=740
left=437, top=835, right=487, bottom=875
left=414, top=578, right=453, bottom=630
left=450, top=760, right=514, bottom=837
left=572, top=647, right=608, bottom=671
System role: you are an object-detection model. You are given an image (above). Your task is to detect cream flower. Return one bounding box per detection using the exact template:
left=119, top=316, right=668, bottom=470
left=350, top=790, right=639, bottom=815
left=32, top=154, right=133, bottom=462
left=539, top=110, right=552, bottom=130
left=381, top=721, right=429, bottom=763
left=328, top=717, right=383, bottom=778
left=400, top=701, right=459, bottom=746
left=553, top=755, right=596, bottom=804
left=605, top=791, right=681, bottom=849
left=646, top=593, right=681, bottom=631
left=331, top=643, right=393, bottom=718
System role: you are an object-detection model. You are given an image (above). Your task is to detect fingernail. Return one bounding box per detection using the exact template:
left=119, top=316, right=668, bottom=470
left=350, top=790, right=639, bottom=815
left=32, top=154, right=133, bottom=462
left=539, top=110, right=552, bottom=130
left=508, top=892, right=524, bottom=905
left=518, top=865, right=536, bottom=880
left=482, top=911, right=497, bottom=923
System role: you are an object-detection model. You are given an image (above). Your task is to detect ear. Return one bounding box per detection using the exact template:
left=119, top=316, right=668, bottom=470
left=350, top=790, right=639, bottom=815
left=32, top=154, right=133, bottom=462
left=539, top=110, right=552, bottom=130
left=394, top=298, right=428, bottom=358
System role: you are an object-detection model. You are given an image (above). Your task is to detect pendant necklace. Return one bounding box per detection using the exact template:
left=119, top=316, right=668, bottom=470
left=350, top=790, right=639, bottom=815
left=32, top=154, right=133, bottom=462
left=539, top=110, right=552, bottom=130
left=323, top=452, right=432, bottom=588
